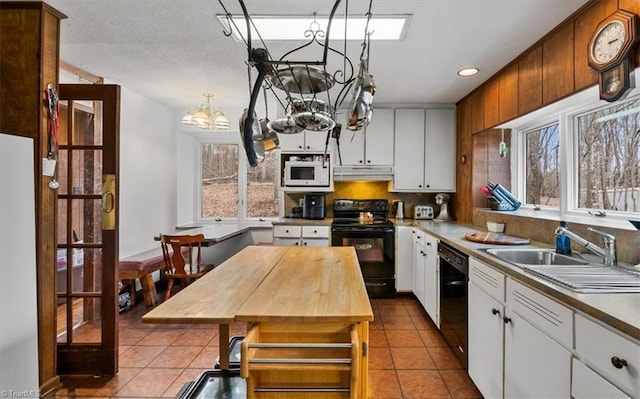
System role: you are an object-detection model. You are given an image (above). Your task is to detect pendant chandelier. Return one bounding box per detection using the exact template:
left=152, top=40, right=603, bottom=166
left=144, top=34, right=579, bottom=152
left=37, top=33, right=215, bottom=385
left=181, top=93, right=231, bottom=130
left=217, top=0, right=377, bottom=167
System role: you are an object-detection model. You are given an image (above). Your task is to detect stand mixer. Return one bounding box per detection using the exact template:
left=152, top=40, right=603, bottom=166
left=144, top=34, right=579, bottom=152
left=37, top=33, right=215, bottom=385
left=434, top=193, right=452, bottom=222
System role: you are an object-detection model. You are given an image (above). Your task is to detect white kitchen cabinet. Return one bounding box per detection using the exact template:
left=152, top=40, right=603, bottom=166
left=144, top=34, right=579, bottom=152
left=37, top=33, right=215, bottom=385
left=338, top=108, right=394, bottom=166
left=395, top=226, right=413, bottom=292
left=468, top=257, right=572, bottom=399
left=392, top=108, right=455, bottom=192
left=272, top=224, right=330, bottom=247
left=413, top=228, right=438, bottom=326
left=504, top=312, right=572, bottom=398
left=574, top=313, right=639, bottom=398
left=279, top=130, right=330, bottom=152
left=468, top=258, right=505, bottom=399
left=572, top=358, right=631, bottom=399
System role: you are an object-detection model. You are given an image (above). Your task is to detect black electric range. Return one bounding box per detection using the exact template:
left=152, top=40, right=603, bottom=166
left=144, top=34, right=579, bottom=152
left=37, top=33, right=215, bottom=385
left=331, top=199, right=395, bottom=297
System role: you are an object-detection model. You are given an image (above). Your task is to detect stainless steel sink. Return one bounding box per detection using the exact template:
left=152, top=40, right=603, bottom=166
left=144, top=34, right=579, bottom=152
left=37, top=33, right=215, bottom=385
left=485, top=248, right=588, bottom=266
left=483, top=248, right=640, bottom=293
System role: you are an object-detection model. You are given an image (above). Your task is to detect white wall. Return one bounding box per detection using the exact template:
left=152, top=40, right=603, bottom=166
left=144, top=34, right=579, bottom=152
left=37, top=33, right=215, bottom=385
left=0, top=134, right=39, bottom=393
left=117, top=86, right=176, bottom=257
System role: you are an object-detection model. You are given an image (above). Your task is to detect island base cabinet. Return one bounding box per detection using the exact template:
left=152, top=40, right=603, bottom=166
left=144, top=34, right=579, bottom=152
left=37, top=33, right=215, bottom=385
left=241, top=321, right=368, bottom=398
left=504, top=313, right=571, bottom=399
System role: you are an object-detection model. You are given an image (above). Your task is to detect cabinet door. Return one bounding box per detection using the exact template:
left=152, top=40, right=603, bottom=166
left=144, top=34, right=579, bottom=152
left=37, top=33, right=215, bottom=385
left=365, top=108, right=394, bottom=165
left=393, top=109, right=425, bottom=190
left=504, top=312, right=571, bottom=399
left=337, top=129, right=366, bottom=165
left=468, top=282, right=504, bottom=399
left=278, top=133, right=306, bottom=152
left=395, top=226, right=413, bottom=292
left=423, top=249, right=439, bottom=326
left=304, top=131, right=330, bottom=152
left=572, top=358, right=631, bottom=399
left=424, top=108, right=455, bottom=191
left=413, top=243, right=426, bottom=307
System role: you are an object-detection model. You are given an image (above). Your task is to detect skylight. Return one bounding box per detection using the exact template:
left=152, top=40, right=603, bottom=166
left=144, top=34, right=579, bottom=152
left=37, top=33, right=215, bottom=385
left=216, top=15, right=411, bottom=41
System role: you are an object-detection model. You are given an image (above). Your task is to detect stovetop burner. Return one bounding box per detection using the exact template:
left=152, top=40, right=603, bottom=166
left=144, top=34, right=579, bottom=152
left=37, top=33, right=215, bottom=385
left=332, top=199, right=392, bottom=228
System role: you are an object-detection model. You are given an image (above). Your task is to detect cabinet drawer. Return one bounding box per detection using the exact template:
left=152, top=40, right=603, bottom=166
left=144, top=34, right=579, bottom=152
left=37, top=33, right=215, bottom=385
left=273, top=238, right=301, bottom=247
left=301, top=225, right=329, bottom=238
left=506, top=278, right=573, bottom=349
left=572, top=358, right=631, bottom=399
left=273, top=225, right=302, bottom=238
left=413, top=229, right=427, bottom=247
left=469, top=257, right=505, bottom=302
left=575, top=313, right=639, bottom=397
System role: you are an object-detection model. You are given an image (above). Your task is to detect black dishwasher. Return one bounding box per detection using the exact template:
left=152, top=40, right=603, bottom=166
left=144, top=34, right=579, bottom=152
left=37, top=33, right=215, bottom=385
left=437, top=241, right=469, bottom=369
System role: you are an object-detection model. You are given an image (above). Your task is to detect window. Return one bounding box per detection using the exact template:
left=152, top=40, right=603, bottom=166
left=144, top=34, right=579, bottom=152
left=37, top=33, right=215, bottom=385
left=575, top=98, right=640, bottom=212
left=246, top=150, right=279, bottom=218
left=200, top=141, right=280, bottom=220
left=512, top=88, right=640, bottom=225
left=524, top=123, right=560, bottom=207
left=201, top=143, right=239, bottom=218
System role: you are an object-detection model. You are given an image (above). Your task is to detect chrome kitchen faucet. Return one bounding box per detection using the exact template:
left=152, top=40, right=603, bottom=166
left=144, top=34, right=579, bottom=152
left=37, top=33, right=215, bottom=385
left=554, top=225, right=617, bottom=266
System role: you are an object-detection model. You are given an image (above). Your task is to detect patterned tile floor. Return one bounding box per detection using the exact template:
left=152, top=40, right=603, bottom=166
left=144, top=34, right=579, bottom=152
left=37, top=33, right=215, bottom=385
left=46, top=295, right=481, bottom=398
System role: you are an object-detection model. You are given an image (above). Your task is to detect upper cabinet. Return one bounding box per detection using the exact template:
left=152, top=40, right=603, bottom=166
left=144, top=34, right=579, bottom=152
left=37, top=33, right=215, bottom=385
left=392, top=108, right=456, bottom=192
left=279, top=130, right=330, bottom=153
left=337, top=108, right=394, bottom=166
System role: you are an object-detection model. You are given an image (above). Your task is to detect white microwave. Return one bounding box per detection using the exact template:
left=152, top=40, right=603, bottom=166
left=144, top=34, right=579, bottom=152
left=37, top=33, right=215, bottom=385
left=284, top=160, right=330, bottom=187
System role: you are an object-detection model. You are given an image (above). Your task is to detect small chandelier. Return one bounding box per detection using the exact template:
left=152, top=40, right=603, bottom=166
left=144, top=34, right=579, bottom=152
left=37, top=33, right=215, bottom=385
left=181, top=93, right=231, bottom=130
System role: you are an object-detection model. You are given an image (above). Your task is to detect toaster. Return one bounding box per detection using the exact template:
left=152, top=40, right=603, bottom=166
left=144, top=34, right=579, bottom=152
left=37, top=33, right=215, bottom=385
left=414, top=205, right=434, bottom=220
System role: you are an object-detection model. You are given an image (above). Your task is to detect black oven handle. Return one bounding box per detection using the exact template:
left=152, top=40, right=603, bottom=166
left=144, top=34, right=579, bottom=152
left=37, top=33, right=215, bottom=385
left=332, top=227, right=394, bottom=234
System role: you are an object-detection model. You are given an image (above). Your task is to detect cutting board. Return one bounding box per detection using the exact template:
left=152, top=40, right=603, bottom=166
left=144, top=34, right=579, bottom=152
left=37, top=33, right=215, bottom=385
left=465, top=231, right=531, bottom=245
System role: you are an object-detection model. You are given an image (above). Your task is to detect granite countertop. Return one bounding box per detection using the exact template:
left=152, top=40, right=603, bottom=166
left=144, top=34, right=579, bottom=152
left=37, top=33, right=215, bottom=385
left=408, top=220, right=640, bottom=340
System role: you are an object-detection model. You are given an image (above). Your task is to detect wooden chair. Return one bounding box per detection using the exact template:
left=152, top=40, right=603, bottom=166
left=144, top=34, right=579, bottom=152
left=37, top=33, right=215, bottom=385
left=160, top=233, right=215, bottom=300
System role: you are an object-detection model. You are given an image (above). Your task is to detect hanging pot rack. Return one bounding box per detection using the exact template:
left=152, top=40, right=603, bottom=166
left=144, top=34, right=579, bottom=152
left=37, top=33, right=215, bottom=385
left=217, top=0, right=375, bottom=166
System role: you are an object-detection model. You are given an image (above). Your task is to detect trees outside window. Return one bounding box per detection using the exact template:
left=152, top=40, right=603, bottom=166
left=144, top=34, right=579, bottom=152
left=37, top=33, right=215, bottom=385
left=525, top=123, right=560, bottom=207
left=576, top=99, right=640, bottom=212
left=200, top=142, right=280, bottom=220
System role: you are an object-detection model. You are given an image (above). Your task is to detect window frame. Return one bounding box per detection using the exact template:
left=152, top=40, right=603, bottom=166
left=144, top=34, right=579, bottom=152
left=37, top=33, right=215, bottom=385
left=193, top=132, right=281, bottom=223
left=508, top=83, right=640, bottom=230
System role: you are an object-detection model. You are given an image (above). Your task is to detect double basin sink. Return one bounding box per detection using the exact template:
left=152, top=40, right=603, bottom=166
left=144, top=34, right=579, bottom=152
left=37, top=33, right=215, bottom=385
left=484, top=248, right=640, bottom=293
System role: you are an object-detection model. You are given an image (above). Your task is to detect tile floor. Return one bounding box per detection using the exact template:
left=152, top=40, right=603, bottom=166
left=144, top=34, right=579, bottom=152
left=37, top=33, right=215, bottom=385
left=46, top=295, right=482, bottom=398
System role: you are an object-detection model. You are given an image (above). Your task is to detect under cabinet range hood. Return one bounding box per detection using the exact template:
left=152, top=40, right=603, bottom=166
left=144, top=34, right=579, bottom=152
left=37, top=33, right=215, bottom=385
left=333, top=165, right=393, bottom=181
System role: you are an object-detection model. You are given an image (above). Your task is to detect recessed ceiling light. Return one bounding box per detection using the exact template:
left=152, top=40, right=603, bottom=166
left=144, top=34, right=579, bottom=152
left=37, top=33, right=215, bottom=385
left=216, top=15, right=411, bottom=41
left=457, top=67, right=479, bottom=77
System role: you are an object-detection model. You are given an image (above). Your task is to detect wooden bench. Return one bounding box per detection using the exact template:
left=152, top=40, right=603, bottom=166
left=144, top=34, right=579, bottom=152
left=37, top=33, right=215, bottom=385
left=118, top=247, right=185, bottom=307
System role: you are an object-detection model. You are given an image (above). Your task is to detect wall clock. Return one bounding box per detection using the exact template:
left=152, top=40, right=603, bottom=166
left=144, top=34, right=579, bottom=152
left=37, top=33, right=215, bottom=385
left=588, top=10, right=638, bottom=102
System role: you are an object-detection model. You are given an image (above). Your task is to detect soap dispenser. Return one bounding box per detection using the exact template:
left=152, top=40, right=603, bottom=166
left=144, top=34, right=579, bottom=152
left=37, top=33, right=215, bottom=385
left=556, top=221, right=572, bottom=255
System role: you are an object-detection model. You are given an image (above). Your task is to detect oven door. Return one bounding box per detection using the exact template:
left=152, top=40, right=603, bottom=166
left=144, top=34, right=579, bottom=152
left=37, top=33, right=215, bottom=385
left=331, top=226, right=395, bottom=297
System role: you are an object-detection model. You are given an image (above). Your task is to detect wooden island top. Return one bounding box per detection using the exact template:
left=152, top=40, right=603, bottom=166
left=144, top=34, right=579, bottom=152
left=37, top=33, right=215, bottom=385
left=142, top=245, right=373, bottom=325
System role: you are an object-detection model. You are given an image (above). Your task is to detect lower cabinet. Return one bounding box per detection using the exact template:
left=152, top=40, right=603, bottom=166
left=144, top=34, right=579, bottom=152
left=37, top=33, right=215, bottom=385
left=395, top=226, right=413, bottom=292
left=413, top=229, right=439, bottom=326
left=273, top=225, right=329, bottom=247
left=574, top=313, right=638, bottom=398
left=503, top=312, right=571, bottom=398
left=468, top=257, right=571, bottom=399
left=572, top=358, right=631, bottom=399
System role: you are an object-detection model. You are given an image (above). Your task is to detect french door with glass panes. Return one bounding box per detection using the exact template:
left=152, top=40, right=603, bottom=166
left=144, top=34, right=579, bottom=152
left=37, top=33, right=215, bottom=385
left=56, top=84, right=120, bottom=375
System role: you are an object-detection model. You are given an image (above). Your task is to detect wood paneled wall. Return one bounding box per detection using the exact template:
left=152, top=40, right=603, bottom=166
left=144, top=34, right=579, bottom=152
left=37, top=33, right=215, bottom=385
left=0, top=2, right=66, bottom=395
left=454, top=0, right=640, bottom=223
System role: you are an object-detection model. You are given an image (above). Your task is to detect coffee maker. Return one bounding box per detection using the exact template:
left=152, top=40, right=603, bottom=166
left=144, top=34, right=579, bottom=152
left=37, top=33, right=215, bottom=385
left=303, top=194, right=326, bottom=220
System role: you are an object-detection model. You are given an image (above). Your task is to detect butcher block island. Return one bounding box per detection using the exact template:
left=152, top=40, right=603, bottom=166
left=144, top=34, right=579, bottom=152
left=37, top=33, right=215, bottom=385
left=142, top=246, right=374, bottom=399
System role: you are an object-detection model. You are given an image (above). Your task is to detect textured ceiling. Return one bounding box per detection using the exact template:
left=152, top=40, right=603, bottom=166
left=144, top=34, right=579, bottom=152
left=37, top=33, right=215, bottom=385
left=45, top=0, right=590, bottom=113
